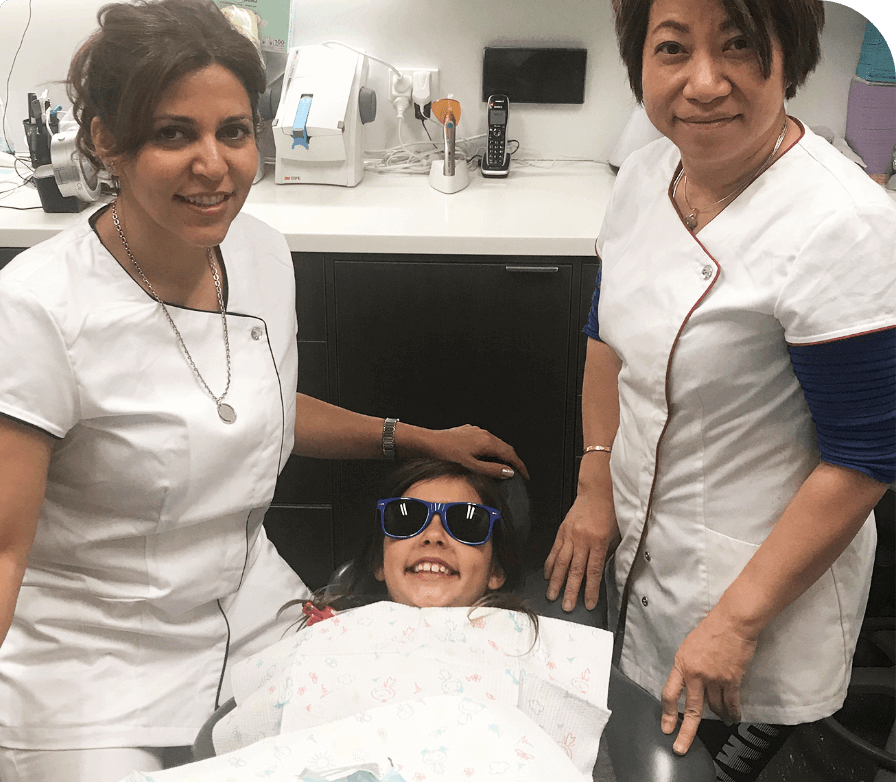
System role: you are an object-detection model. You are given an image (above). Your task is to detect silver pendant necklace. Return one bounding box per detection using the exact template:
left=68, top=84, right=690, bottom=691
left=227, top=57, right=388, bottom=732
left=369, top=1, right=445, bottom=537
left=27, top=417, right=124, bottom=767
left=111, top=201, right=236, bottom=424
left=674, top=118, right=788, bottom=231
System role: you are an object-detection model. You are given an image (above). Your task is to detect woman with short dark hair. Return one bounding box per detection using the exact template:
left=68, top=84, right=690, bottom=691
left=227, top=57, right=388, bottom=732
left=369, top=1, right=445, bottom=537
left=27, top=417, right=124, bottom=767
left=545, top=1, right=895, bottom=779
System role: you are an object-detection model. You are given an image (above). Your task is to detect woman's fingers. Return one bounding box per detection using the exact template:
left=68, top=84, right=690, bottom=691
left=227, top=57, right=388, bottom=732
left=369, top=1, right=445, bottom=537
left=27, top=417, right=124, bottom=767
left=544, top=535, right=572, bottom=593
left=660, top=667, right=685, bottom=735
left=706, top=683, right=730, bottom=725
left=544, top=498, right=615, bottom=610
left=674, top=683, right=706, bottom=755
left=429, top=425, right=529, bottom=480
left=720, top=682, right=742, bottom=725
left=661, top=609, right=757, bottom=754
left=581, top=550, right=604, bottom=611
left=459, top=425, right=530, bottom=479
left=546, top=538, right=587, bottom=611
left=662, top=666, right=704, bottom=754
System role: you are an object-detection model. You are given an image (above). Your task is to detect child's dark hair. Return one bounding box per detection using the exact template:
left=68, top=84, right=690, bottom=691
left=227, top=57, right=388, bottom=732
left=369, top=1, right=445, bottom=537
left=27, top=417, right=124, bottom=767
left=282, top=458, right=539, bottom=636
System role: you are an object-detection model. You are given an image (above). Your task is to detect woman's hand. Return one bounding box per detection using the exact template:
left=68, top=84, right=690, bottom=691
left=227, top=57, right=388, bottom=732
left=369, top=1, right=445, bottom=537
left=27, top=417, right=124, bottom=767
left=409, top=424, right=529, bottom=481
left=660, top=605, right=759, bottom=754
left=544, top=492, right=619, bottom=611
left=293, top=396, right=527, bottom=480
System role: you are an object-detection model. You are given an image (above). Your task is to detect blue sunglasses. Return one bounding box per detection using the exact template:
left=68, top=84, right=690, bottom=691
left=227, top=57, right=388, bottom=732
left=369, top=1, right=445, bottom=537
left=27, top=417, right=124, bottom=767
left=376, top=497, right=502, bottom=546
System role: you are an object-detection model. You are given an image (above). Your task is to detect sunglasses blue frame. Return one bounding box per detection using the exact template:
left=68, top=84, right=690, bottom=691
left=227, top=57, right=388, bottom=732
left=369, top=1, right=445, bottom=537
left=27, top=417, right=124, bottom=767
left=376, top=497, right=502, bottom=546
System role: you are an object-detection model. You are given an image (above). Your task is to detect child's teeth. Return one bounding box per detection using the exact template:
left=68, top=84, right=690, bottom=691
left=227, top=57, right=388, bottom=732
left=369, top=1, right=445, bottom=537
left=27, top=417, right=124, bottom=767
left=414, top=562, right=450, bottom=573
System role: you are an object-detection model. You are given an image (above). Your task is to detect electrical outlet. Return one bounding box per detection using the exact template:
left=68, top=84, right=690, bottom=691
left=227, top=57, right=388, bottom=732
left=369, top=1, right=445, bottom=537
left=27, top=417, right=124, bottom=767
left=390, top=68, right=440, bottom=118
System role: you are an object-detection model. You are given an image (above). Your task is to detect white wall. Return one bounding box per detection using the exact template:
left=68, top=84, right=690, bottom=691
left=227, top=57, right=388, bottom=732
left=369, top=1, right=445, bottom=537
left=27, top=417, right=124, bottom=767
left=1, top=0, right=893, bottom=162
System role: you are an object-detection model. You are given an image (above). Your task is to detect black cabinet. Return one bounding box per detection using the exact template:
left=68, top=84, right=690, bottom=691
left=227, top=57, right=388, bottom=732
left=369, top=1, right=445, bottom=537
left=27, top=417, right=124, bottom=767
left=269, top=253, right=597, bottom=584
left=0, top=248, right=24, bottom=271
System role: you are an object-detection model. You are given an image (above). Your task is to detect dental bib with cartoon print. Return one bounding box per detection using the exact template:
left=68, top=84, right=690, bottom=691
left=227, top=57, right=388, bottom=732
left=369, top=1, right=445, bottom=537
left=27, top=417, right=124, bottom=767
left=209, top=602, right=613, bottom=778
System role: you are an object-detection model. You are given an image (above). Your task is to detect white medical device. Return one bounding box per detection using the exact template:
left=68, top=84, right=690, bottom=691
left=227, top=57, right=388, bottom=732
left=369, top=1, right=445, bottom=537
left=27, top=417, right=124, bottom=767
left=272, top=44, right=376, bottom=187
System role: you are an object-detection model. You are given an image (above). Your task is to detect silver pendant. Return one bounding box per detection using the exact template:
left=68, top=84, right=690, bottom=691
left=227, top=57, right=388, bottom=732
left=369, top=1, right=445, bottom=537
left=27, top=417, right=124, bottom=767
left=685, top=211, right=698, bottom=230
left=218, top=402, right=237, bottom=424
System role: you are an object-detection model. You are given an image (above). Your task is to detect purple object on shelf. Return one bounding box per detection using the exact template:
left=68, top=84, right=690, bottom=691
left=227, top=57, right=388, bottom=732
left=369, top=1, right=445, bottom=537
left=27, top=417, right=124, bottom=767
left=845, top=77, right=896, bottom=176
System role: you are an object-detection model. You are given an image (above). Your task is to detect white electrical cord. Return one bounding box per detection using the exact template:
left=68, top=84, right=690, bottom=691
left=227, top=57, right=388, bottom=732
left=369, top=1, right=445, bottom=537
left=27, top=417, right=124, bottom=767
left=317, top=40, right=402, bottom=79
left=365, top=120, right=484, bottom=175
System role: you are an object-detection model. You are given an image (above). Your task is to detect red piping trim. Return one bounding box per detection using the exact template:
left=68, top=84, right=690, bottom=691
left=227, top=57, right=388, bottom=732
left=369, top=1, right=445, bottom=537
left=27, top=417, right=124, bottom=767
left=614, top=250, right=721, bottom=659
left=787, top=324, right=895, bottom=347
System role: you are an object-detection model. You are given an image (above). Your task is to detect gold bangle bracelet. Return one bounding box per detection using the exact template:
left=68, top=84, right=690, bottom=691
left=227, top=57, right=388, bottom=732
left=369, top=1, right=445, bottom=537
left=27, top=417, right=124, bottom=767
left=583, top=445, right=612, bottom=455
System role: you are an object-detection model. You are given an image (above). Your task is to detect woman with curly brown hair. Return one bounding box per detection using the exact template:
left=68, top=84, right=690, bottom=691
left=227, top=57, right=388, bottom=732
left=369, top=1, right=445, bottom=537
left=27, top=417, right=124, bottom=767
left=0, top=3, right=524, bottom=779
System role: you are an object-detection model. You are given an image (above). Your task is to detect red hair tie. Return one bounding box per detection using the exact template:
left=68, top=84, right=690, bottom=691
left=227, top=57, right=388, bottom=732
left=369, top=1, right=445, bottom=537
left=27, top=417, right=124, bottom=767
left=302, top=602, right=335, bottom=627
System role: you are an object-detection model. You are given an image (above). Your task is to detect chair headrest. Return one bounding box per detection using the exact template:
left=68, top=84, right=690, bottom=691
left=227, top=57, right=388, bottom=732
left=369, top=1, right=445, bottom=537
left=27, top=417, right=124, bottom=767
left=496, top=471, right=531, bottom=545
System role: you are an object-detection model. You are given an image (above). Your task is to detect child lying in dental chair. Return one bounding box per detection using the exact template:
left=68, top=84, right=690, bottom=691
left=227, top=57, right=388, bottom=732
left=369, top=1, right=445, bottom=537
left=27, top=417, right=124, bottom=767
left=119, top=460, right=614, bottom=782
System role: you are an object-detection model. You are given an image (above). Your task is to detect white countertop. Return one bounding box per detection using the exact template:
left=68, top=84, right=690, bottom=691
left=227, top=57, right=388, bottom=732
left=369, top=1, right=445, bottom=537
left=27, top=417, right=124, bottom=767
left=4, top=159, right=894, bottom=256
left=0, top=161, right=616, bottom=256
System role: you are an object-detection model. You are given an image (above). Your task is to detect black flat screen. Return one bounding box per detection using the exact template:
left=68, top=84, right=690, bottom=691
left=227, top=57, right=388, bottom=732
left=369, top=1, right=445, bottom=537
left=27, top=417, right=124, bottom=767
left=482, top=47, right=587, bottom=104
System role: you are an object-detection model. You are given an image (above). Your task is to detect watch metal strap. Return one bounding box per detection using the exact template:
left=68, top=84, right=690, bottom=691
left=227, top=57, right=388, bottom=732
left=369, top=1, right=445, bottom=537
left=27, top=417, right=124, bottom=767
left=382, top=417, right=399, bottom=460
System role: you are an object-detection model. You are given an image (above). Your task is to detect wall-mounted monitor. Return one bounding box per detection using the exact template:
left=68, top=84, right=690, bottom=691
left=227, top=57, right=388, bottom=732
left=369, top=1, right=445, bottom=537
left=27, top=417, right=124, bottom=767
left=482, top=47, right=587, bottom=104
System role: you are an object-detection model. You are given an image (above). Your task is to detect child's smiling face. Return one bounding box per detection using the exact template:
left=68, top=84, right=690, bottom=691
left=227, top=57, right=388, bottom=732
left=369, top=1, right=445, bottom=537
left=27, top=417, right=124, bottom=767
left=375, top=475, right=506, bottom=608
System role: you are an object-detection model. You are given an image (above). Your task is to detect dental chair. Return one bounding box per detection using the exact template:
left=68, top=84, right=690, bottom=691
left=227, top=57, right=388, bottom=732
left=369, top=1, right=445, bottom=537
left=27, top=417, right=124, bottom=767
left=193, top=474, right=716, bottom=782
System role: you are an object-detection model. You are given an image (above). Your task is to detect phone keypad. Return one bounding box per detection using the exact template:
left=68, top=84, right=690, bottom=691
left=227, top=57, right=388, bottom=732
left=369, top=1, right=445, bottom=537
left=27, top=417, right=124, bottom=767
left=488, top=128, right=505, bottom=166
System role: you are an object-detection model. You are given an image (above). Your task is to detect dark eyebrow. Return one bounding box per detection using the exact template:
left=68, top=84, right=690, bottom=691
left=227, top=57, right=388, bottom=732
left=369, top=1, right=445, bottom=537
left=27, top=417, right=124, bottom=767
left=650, top=19, right=690, bottom=35
left=649, top=17, right=739, bottom=36
left=152, top=114, right=253, bottom=125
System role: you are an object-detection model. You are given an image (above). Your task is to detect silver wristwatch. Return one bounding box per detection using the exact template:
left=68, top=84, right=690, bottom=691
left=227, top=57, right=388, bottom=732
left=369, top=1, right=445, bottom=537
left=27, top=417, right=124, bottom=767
left=382, top=417, right=399, bottom=460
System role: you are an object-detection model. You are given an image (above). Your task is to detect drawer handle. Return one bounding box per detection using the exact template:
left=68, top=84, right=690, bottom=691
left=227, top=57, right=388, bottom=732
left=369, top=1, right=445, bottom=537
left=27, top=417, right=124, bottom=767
left=504, top=265, right=559, bottom=273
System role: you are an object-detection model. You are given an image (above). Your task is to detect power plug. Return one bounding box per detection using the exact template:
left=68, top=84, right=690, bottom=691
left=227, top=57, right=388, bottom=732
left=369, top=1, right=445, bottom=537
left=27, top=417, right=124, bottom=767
left=412, top=70, right=433, bottom=120
left=389, top=72, right=413, bottom=119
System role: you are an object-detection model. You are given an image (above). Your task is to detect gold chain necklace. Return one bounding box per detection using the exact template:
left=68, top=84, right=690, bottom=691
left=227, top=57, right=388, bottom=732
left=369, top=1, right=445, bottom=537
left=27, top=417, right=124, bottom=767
left=674, top=118, right=788, bottom=231
left=111, top=201, right=236, bottom=424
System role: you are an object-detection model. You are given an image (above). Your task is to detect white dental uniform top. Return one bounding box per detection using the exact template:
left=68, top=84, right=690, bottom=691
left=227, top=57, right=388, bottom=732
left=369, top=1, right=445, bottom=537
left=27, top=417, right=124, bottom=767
left=597, top=122, right=896, bottom=725
left=0, top=209, right=310, bottom=749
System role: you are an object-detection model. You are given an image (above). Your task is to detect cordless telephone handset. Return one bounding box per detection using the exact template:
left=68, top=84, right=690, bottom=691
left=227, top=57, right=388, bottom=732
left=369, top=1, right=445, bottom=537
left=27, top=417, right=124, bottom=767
left=481, top=94, right=510, bottom=178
